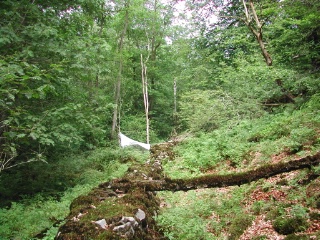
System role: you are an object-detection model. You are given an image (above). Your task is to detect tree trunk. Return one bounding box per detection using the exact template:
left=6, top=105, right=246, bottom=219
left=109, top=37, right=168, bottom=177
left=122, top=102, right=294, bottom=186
left=173, top=78, right=177, bottom=130
left=141, top=54, right=150, bottom=144
left=108, top=152, right=320, bottom=192
left=242, top=0, right=272, bottom=66
left=147, top=0, right=162, bottom=116
left=111, top=5, right=129, bottom=139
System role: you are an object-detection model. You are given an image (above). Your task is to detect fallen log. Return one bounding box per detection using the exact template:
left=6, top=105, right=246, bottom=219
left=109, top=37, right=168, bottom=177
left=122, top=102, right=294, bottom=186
left=107, top=152, right=320, bottom=192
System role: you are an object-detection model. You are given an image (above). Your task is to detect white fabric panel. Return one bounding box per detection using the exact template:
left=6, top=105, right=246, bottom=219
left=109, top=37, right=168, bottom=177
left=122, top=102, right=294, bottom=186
left=119, top=132, right=150, bottom=150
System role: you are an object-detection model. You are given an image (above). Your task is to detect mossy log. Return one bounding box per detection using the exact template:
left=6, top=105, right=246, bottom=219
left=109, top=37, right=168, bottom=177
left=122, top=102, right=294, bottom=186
left=107, top=152, right=320, bottom=192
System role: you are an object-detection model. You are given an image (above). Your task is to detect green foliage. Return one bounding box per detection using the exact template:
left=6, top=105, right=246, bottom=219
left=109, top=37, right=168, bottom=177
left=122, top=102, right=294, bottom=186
left=179, top=89, right=262, bottom=132
left=252, top=236, right=268, bottom=240
left=252, top=200, right=268, bottom=215
left=1, top=0, right=320, bottom=239
left=267, top=204, right=309, bottom=235
left=170, top=130, right=251, bottom=173
left=155, top=190, right=215, bottom=240
left=229, top=214, right=254, bottom=240
left=0, top=0, right=116, bottom=172
left=273, top=216, right=309, bottom=235
left=0, top=147, right=130, bottom=206
left=0, top=147, right=129, bottom=239
left=269, top=0, right=320, bottom=71
left=156, top=185, right=248, bottom=239
left=284, top=234, right=309, bottom=240
left=177, top=55, right=318, bottom=134
left=168, top=93, right=320, bottom=174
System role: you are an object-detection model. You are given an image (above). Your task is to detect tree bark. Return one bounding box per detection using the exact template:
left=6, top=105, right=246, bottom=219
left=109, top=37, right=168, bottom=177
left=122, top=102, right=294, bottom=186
left=108, top=152, right=320, bottom=192
left=242, top=0, right=272, bottom=66
left=141, top=54, right=150, bottom=144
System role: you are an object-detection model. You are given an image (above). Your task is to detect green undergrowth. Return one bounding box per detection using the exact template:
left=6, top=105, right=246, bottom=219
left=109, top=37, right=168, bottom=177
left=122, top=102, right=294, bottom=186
left=0, top=147, right=147, bottom=240
left=156, top=185, right=252, bottom=240
left=157, top=94, right=320, bottom=239
left=164, top=94, right=320, bottom=178
left=156, top=168, right=320, bottom=239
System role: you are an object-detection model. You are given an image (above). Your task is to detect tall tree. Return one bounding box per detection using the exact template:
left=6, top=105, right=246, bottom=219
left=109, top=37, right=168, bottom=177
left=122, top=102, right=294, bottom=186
left=111, top=1, right=130, bottom=139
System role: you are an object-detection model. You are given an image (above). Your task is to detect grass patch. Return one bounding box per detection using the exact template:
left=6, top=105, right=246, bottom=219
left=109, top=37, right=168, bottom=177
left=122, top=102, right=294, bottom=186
left=229, top=214, right=254, bottom=240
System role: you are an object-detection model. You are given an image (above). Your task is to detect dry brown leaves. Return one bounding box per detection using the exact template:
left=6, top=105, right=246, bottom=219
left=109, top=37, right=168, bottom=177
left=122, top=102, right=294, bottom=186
left=239, top=215, right=285, bottom=240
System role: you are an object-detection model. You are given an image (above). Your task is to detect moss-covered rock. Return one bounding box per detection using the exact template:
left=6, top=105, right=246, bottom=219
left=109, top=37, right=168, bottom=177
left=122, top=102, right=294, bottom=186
left=56, top=142, right=177, bottom=239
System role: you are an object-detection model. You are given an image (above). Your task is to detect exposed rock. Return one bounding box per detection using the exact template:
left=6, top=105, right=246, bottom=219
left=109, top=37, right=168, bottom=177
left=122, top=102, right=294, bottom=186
left=94, top=219, right=107, bottom=229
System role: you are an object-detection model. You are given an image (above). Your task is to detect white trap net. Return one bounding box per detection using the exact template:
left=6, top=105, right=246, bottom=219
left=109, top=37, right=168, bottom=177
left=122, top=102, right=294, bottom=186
left=119, top=132, right=150, bottom=150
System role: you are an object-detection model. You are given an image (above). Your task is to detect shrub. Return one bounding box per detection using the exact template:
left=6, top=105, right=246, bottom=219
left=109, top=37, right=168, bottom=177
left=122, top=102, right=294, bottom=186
left=229, top=214, right=254, bottom=240
left=273, top=216, right=309, bottom=235
left=252, top=200, right=267, bottom=215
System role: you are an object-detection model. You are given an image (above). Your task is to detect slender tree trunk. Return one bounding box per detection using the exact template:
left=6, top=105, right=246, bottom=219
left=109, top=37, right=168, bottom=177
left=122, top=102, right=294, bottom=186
left=173, top=78, right=177, bottom=128
left=141, top=54, right=150, bottom=144
left=147, top=0, right=162, bottom=115
left=111, top=5, right=129, bottom=139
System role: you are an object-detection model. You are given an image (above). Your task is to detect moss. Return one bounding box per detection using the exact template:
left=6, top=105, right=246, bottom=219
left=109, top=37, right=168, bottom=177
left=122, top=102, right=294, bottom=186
left=273, top=216, right=309, bottom=235
left=56, top=141, right=170, bottom=239
left=284, top=234, right=309, bottom=240
left=82, top=199, right=128, bottom=222
left=228, top=214, right=253, bottom=240
left=57, top=189, right=162, bottom=240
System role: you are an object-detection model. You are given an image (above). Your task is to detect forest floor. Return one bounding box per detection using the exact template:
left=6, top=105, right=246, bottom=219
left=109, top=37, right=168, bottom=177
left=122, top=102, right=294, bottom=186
left=238, top=154, right=320, bottom=239
left=56, top=138, right=320, bottom=239
left=238, top=171, right=320, bottom=239
left=157, top=141, right=320, bottom=240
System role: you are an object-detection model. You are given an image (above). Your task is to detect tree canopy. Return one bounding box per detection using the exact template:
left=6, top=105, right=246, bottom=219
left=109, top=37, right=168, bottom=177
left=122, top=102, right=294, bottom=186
left=1, top=0, right=319, bottom=171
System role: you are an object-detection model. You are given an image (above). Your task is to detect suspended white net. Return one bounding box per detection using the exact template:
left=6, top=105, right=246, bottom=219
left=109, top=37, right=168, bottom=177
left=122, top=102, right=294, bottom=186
left=119, top=132, right=150, bottom=150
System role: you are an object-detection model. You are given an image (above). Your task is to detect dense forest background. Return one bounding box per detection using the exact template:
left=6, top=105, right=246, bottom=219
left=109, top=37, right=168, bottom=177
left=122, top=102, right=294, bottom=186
left=0, top=0, right=319, bottom=239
